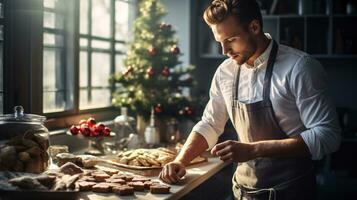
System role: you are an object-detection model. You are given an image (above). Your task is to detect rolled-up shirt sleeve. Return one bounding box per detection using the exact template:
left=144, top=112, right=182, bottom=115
left=291, top=56, right=341, bottom=160
left=192, top=67, right=229, bottom=150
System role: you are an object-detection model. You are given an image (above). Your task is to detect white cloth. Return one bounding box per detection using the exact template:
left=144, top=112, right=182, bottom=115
left=192, top=34, right=341, bottom=160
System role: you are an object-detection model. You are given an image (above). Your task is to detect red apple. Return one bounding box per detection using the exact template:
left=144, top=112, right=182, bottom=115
left=90, top=130, right=100, bottom=137
left=79, top=119, right=87, bottom=125
left=102, top=127, right=111, bottom=136
left=69, top=125, right=79, bottom=135
left=87, top=117, right=96, bottom=127
left=80, top=124, right=91, bottom=136
left=95, top=123, right=105, bottom=132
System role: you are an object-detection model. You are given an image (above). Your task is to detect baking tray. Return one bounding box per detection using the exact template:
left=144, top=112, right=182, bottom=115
left=98, top=156, right=208, bottom=176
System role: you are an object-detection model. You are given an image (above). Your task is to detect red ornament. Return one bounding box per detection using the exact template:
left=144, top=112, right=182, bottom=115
left=170, top=45, right=180, bottom=54
left=159, top=22, right=172, bottom=30
left=184, top=106, right=193, bottom=116
left=123, top=66, right=134, bottom=76
left=161, top=67, right=170, bottom=77
left=154, top=104, right=162, bottom=114
left=146, top=66, right=155, bottom=76
left=148, top=47, right=157, bottom=57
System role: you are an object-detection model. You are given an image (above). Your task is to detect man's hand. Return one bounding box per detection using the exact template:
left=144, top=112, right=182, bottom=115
left=211, top=140, right=256, bottom=163
left=159, top=161, right=186, bottom=184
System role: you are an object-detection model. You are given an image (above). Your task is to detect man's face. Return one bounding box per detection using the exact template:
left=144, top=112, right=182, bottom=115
left=211, top=16, right=257, bottom=65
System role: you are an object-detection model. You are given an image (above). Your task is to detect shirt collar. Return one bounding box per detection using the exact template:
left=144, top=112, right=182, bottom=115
left=253, top=34, right=273, bottom=67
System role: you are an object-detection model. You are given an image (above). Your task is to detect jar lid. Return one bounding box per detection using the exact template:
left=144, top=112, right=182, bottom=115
left=0, top=106, right=46, bottom=123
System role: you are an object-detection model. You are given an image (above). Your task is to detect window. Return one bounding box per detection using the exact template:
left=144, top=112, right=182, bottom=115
left=79, top=0, right=134, bottom=109
left=0, top=0, right=4, bottom=114
left=43, top=0, right=75, bottom=113
left=43, top=0, right=135, bottom=114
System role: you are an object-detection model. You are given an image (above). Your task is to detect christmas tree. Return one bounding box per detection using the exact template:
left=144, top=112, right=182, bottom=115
left=110, top=0, right=196, bottom=121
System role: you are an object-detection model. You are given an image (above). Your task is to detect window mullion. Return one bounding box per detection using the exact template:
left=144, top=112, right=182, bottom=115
left=73, top=0, right=80, bottom=114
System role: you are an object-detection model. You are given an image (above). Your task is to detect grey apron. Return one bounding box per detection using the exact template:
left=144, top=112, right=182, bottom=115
left=231, top=40, right=316, bottom=200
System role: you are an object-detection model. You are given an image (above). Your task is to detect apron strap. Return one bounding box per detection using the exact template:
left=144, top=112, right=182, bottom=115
left=262, top=40, right=279, bottom=101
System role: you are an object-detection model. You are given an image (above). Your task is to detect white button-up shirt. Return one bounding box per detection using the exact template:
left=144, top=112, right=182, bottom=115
left=192, top=35, right=341, bottom=160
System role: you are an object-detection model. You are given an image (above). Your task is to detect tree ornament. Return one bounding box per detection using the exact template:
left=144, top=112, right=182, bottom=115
left=148, top=47, right=157, bottom=57
left=184, top=106, right=193, bottom=116
left=159, top=22, right=172, bottom=30
left=154, top=104, right=162, bottom=114
left=170, top=45, right=180, bottom=54
left=161, top=66, right=170, bottom=77
left=146, top=66, right=155, bottom=76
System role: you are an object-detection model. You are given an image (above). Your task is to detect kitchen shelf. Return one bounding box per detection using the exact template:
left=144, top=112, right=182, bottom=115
left=195, top=0, right=357, bottom=61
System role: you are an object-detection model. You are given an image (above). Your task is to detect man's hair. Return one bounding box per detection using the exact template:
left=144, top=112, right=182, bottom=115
left=203, top=0, right=263, bottom=29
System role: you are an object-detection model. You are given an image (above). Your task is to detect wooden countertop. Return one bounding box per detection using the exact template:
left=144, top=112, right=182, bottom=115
left=78, top=157, right=229, bottom=200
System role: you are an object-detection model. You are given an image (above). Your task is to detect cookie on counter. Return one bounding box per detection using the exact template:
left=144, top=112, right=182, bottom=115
left=77, top=181, right=96, bottom=191
left=112, top=185, right=134, bottom=196
left=92, top=172, right=111, bottom=182
left=127, top=181, right=145, bottom=191
left=150, top=184, right=171, bottom=194
left=131, top=176, right=151, bottom=183
left=143, top=180, right=160, bottom=190
left=92, top=183, right=111, bottom=193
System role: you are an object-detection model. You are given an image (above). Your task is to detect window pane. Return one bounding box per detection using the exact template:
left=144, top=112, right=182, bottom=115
left=43, top=49, right=69, bottom=113
left=80, top=51, right=88, bottom=87
left=43, top=91, right=65, bottom=113
left=44, top=33, right=64, bottom=47
left=44, top=0, right=56, bottom=8
left=92, top=40, right=110, bottom=49
left=92, top=52, right=110, bottom=87
left=44, top=11, right=64, bottom=29
left=92, top=0, right=110, bottom=38
left=43, top=49, right=57, bottom=90
left=80, top=38, right=88, bottom=48
left=115, top=42, right=127, bottom=52
left=115, top=0, right=135, bottom=41
left=80, top=88, right=111, bottom=109
left=80, top=0, right=88, bottom=34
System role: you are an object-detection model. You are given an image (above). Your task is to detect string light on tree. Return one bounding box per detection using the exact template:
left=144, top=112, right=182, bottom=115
left=123, top=66, right=134, bottom=77
left=170, top=45, right=180, bottom=55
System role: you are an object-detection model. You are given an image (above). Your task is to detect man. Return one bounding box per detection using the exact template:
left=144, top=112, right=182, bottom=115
left=159, top=0, right=341, bottom=199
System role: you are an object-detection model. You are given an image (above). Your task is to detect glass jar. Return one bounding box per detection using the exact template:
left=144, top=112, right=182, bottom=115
left=0, top=106, right=50, bottom=173
left=166, top=119, right=180, bottom=144
left=113, top=107, right=136, bottom=142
